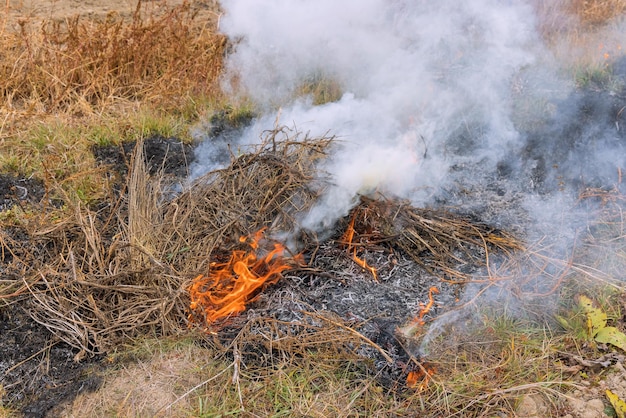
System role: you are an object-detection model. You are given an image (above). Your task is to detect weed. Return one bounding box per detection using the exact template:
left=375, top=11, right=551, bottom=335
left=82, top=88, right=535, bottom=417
left=575, top=62, right=624, bottom=90
left=86, top=124, right=120, bottom=147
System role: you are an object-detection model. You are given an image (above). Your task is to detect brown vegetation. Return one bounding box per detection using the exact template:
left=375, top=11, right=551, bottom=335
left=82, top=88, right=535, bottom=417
left=0, top=2, right=226, bottom=120
left=571, top=0, right=626, bottom=25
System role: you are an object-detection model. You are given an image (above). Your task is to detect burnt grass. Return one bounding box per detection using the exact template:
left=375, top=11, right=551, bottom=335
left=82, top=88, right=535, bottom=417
left=2, top=71, right=626, bottom=415
left=0, top=135, right=195, bottom=417
left=0, top=174, right=46, bottom=213
left=0, top=305, right=103, bottom=418
left=92, top=135, right=195, bottom=178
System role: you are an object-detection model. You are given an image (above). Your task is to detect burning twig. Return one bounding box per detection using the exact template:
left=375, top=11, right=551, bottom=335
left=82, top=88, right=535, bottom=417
left=416, top=286, right=439, bottom=326
left=398, top=286, right=440, bottom=339
left=341, top=211, right=379, bottom=281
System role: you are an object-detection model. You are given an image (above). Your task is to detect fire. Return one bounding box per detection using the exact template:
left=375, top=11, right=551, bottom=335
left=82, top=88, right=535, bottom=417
left=342, top=213, right=378, bottom=281
left=398, top=286, right=439, bottom=338
left=406, top=364, right=437, bottom=391
left=416, top=286, right=439, bottom=326
left=188, top=228, right=292, bottom=328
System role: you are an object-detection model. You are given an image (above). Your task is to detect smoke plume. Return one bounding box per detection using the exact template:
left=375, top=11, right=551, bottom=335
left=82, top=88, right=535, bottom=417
left=194, top=0, right=546, bottom=226
left=192, top=0, right=626, bottom=329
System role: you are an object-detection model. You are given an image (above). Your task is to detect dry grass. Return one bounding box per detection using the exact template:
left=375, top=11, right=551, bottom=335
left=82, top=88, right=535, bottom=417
left=3, top=126, right=626, bottom=416
left=55, top=336, right=212, bottom=417
left=344, top=196, right=523, bottom=282
left=58, top=328, right=389, bottom=417
left=158, top=127, right=332, bottom=275
left=534, top=0, right=626, bottom=36
left=56, top=310, right=583, bottom=417
left=1, top=1, right=626, bottom=417
left=17, top=148, right=187, bottom=356
left=0, top=1, right=229, bottom=210
left=571, top=0, right=626, bottom=25
left=0, top=5, right=234, bottom=355
left=0, top=2, right=226, bottom=120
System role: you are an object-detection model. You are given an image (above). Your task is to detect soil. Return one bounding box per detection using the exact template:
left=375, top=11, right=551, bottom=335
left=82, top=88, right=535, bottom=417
left=0, top=304, right=103, bottom=418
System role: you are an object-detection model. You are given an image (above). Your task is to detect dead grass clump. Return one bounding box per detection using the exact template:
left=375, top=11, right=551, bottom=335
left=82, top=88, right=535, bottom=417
left=158, top=127, right=333, bottom=275
left=0, top=2, right=226, bottom=117
left=1, top=128, right=332, bottom=355
left=0, top=142, right=187, bottom=356
left=343, top=196, right=523, bottom=281
left=570, top=0, right=626, bottom=25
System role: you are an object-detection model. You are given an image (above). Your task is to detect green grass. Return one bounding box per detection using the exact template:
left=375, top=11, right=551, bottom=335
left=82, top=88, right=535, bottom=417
left=574, top=62, right=625, bottom=91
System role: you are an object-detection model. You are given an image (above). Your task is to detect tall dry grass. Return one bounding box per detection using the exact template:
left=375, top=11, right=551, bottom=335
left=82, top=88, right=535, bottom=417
left=0, top=2, right=226, bottom=119
left=534, top=0, right=626, bottom=33
left=571, top=0, right=626, bottom=25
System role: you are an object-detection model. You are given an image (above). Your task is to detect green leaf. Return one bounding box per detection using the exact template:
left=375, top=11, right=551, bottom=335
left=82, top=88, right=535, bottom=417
left=578, top=295, right=607, bottom=337
left=595, top=327, right=626, bottom=351
left=606, top=389, right=626, bottom=418
left=555, top=314, right=570, bottom=330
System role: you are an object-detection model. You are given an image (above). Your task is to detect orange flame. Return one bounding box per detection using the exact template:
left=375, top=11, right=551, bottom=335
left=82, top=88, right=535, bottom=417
left=407, top=364, right=437, bottom=391
left=342, top=213, right=378, bottom=281
left=398, top=286, right=440, bottom=338
left=188, top=228, right=291, bottom=328
left=416, top=286, right=439, bottom=325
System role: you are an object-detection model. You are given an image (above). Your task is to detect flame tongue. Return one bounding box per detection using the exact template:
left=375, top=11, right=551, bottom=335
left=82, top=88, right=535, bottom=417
left=342, top=213, right=378, bottom=281
left=416, top=286, right=439, bottom=325
left=188, top=228, right=291, bottom=328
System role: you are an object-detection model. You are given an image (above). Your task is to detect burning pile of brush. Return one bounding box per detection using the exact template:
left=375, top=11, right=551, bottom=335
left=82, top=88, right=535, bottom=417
left=168, top=127, right=521, bottom=323
left=159, top=127, right=525, bottom=388
left=2, top=126, right=524, bottom=388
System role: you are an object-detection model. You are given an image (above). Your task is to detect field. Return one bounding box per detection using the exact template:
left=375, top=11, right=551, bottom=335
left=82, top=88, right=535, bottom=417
left=2, top=1, right=626, bottom=417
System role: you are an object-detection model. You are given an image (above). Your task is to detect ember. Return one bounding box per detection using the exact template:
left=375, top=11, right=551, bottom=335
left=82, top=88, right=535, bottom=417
left=187, top=228, right=292, bottom=328
left=406, top=364, right=437, bottom=391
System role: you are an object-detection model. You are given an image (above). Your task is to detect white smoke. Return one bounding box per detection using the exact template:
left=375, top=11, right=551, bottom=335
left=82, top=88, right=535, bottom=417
left=186, top=0, right=626, bottom=356
left=203, top=0, right=542, bottom=232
